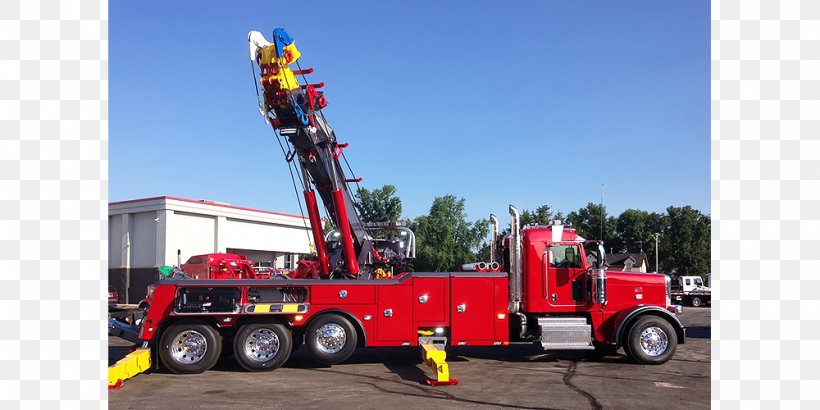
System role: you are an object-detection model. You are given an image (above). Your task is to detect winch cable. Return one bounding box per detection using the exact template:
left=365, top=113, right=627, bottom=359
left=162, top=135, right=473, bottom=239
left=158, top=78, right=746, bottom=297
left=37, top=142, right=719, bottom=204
left=250, top=60, right=267, bottom=123
left=254, top=48, right=313, bottom=248
left=273, top=129, right=313, bottom=246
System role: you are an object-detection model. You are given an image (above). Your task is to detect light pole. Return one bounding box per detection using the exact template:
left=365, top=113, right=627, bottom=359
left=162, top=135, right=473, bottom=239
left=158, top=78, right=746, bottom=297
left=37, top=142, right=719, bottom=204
left=651, top=232, right=660, bottom=273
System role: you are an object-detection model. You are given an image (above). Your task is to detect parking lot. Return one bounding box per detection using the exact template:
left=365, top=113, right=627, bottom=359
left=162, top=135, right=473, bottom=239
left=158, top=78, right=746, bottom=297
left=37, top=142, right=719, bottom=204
left=109, top=307, right=709, bottom=409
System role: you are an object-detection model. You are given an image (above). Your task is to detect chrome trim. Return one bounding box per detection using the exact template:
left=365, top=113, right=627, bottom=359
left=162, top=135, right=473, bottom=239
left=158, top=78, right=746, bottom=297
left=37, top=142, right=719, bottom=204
left=591, top=268, right=607, bottom=305
left=243, top=328, right=281, bottom=363
left=169, top=330, right=208, bottom=365
left=508, top=205, right=522, bottom=313
left=639, top=326, right=669, bottom=356
left=490, top=214, right=499, bottom=264
left=667, top=305, right=683, bottom=314
left=315, top=323, right=346, bottom=354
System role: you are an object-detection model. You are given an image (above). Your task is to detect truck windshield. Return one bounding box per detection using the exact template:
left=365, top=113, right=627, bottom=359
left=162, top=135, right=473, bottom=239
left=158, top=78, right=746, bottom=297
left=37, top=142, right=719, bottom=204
left=694, top=277, right=703, bottom=287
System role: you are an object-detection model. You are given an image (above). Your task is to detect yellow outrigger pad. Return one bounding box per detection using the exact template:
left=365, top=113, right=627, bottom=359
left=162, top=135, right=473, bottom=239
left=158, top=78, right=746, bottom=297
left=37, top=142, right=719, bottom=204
left=420, top=343, right=459, bottom=386
left=108, top=348, right=151, bottom=389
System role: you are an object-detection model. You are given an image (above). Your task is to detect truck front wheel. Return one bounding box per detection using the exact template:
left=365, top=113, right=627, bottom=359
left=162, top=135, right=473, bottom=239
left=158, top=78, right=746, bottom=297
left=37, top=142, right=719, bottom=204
left=233, top=322, right=292, bottom=371
left=691, top=297, right=702, bottom=307
left=159, top=323, right=222, bottom=374
left=625, top=316, right=677, bottom=365
left=305, top=314, right=357, bottom=365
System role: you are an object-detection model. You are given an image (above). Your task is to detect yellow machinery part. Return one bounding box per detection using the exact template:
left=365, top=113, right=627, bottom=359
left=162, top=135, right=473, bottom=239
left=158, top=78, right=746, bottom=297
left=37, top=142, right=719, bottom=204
left=283, top=42, right=301, bottom=64
left=421, top=343, right=450, bottom=383
left=108, top=348, right=151, bottom=388
left=258, top=45, right=301, bottom=91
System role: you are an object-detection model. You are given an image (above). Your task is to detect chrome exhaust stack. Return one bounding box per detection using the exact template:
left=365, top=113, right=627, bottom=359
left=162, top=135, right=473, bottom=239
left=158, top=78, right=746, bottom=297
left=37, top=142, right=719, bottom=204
left=461, top=262, right=488, bottom=272
left=508, top=205, right=522, bottom=314
left=489, top=214, right=499, bottom=264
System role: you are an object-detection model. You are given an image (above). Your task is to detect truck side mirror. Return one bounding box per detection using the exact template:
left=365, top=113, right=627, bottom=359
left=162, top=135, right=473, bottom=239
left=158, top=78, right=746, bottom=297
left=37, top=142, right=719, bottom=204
left=596, top=242, right=606, bottom=269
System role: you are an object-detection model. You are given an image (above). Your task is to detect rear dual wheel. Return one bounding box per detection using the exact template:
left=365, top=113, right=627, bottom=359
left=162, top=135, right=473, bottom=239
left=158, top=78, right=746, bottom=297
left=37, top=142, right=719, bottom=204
left=159, top=323, right=222, bottom=374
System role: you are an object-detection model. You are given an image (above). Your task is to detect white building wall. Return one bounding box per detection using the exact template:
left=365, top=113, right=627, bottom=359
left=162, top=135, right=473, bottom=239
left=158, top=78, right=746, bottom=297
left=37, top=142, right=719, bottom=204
left=109, top=197, right=313, bottom=269
left=168, top=211, right=217, bottom=266
left=108, top=214, right=123, bottom=267
left=222, top=219, right=309, bottom=254
left=131, top=212, right=158, bottom=268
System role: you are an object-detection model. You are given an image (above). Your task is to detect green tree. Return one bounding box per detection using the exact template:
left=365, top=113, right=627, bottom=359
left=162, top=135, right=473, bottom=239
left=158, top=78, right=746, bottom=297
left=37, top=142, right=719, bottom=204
left=661, top=206, right=710, bottom=278
left=519, top=204, right=553, bottom=227
left=614, top=209, right=651, bottom=254
left=567, top=203, right=617, bottom=246
left=643, top=212, right=668, bottom=272
left=354, top=185, right=402, bottom=223
left=411, top=195, right=488, bottom=271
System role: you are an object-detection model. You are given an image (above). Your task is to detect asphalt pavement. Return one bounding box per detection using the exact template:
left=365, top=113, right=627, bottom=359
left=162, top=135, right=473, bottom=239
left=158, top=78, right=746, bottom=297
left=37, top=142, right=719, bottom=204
left=109, top=307, right=710, bottom=409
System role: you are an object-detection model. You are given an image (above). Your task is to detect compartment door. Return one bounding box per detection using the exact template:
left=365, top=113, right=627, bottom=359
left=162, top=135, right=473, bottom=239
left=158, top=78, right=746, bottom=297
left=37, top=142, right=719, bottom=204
left=376, top=285, right=413, bottom=343
left=451, top=277, right=495, bottom=343
left=413, top=277, right=446, bottom=323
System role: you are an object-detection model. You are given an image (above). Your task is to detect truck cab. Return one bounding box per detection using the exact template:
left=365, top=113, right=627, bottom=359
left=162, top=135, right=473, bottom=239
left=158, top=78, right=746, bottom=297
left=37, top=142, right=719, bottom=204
left=501, top=206, right=684, bottom=364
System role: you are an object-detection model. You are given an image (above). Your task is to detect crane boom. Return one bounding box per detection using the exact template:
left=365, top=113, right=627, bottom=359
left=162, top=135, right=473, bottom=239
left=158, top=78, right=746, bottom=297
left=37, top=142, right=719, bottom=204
left=248, top=28, right=412, bottom=279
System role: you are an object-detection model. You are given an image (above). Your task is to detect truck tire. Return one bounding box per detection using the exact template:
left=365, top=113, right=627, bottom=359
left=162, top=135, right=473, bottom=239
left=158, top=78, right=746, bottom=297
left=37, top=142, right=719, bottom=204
left=233, top=322, right=292, bottom=372
left=625, top=316, right=677, bottom=365
left=159, top=323, right=222, bottom=374
left=305, top=314, right=357, bottom=366
left=691, top=297, right=702, bottom=307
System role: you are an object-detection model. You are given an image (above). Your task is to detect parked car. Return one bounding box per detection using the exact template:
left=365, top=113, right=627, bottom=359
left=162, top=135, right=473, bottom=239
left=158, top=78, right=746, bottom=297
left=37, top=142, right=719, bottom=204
left=108, top=285, right=119, bottom=305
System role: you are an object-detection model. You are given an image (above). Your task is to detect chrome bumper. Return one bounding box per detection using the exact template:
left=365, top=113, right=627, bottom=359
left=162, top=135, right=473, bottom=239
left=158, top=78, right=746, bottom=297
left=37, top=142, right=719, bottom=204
left=667, top=305, right=683, bottom=314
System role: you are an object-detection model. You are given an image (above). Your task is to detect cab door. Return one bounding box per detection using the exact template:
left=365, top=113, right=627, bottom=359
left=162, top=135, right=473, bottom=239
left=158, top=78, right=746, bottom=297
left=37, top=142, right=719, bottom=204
left=545, top=243, right=587, bottom=307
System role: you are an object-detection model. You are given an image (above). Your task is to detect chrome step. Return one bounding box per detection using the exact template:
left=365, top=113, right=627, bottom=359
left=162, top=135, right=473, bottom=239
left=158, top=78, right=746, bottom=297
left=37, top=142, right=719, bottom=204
left=538, top=317, right=593, bottom=350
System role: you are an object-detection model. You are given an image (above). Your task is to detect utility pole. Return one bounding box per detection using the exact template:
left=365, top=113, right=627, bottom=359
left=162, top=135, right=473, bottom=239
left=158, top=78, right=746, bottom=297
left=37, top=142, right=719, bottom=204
left=651, top=232, right=660, bottom=273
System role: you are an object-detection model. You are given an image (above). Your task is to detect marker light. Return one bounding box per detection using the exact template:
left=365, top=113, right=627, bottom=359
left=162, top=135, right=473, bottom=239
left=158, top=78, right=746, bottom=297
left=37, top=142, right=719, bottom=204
left=294, top=315, right=304, bottom=322
left=497, top=313, right=506, bottom=320
left=435, top=327, right=444, bottom=335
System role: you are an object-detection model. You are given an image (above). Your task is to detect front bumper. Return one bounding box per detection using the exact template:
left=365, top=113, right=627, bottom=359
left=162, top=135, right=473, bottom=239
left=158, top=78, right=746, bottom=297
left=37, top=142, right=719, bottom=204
left=667, top=304, right=683, bottom=314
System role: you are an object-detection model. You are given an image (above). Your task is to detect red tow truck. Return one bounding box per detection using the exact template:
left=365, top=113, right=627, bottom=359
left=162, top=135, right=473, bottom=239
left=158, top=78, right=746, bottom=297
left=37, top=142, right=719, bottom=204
left=123, top=27, right=685, bottom=381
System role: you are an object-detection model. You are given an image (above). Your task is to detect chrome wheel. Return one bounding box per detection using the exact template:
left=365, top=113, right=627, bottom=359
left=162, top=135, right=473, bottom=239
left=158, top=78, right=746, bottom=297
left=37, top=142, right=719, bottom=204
left=639, top=326, right=669, bottom=357
left=170, top=330, right=208, bottom=365
left=244, top=328, right=281, bottom=362
left=315, top=323, right=346, bottom=354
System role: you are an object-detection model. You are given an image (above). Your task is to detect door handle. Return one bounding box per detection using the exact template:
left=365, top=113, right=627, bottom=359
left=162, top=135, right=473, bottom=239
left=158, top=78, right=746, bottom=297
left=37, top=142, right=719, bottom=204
left=418, top=295, right=428, bottom=304
left=384, top=309, right=393, bottom=317
left=456, top=304, right=466, bottom=313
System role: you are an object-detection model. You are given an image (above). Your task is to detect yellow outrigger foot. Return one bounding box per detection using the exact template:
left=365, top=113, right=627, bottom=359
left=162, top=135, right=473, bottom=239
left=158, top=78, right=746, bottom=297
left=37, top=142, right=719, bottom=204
left=108, top=348, right=151, bottom=390
left=420, top=343, right=459, bottom=386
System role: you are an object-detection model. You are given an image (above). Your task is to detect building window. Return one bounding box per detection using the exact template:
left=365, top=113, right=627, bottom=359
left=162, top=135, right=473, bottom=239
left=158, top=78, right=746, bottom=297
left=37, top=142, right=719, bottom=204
left=625, top=260, right=634, bottom=272
left=252, top=260, right=273, bottom=274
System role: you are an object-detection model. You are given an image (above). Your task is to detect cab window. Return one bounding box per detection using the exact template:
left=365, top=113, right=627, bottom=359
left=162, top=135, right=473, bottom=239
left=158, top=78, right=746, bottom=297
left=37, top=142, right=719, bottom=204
left=549, top=245, right=582, bottom=268
left=694, top=277, right=703, bottom=287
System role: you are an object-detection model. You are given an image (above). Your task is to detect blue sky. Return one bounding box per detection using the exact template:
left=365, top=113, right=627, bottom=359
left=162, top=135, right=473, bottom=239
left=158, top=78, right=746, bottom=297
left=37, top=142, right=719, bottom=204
left=110, top=1, right=709, bottom=223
